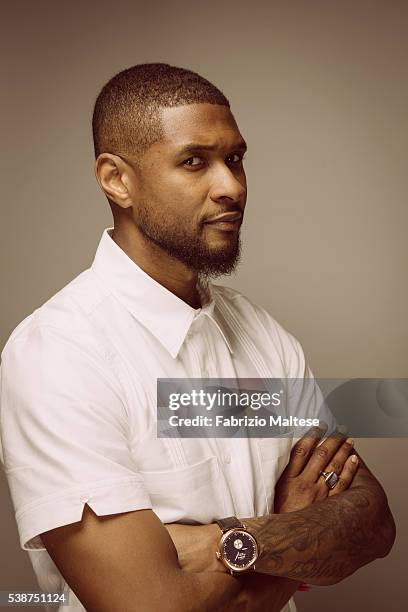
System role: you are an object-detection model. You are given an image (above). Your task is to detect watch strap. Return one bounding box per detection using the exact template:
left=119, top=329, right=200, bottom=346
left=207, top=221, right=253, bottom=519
left=216, top=516, right=244, bottom=533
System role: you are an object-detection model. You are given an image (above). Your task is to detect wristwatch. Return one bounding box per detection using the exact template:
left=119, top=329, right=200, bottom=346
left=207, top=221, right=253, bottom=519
left=215, top=516, right=259, bottom=575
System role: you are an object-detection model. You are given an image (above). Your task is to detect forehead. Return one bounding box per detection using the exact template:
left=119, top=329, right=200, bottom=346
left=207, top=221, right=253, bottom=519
left=157, top=103, right=244, bottom=151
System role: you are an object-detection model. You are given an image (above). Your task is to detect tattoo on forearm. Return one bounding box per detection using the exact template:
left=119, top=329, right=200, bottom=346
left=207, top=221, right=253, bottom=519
left=246, top=475, right=394, bottom=584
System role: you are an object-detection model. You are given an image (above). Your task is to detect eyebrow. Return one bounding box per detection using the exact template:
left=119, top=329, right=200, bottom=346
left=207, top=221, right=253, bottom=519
left=175, top=140, right=248, bottom=156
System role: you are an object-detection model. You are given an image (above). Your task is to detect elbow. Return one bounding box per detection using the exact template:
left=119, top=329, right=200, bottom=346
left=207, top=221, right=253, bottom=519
left=369, top=485, right=396, bottom=559
left=376, top=501, right=396, bottom=559
left=357, top=484, right=397, bottom=561
left=311, top=503, right=396, bottom=588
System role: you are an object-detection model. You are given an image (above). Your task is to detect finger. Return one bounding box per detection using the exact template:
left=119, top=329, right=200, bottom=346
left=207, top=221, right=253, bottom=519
left=318, top=437, right=354, bottom=482
left=284, top=425, right=327, bottom=478
left=315, top=437, right=354, bottom=496
left=328, top=453, right=359, bottom=496
left=301, top=430, right=348, bottom=480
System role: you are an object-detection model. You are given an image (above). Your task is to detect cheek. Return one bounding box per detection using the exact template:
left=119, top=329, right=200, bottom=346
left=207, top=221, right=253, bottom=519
left=141, top=174, right=208, bottom=223
left=162, top=169, right=209, bottom=198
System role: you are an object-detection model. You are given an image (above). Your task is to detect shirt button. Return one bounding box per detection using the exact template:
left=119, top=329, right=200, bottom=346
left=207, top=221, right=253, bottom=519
left=80, top=495, right=89, bottom=503
left=224, top=453, right=231, bottom=464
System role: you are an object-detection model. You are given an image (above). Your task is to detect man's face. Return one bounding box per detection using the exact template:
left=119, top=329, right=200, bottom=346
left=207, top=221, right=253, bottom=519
left=128, top=103, right=247, bottom=278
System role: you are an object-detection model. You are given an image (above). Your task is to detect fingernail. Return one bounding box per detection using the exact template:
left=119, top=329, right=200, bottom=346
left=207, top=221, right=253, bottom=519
left=346, top=438, right=354, bottom=446
left=351, top=455, right=358, bottom=464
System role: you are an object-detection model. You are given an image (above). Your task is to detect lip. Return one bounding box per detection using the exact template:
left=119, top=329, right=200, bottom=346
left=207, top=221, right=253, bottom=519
left=204, top=219, right=241, bottom=232
left=205, top=212, right=242, bottom=224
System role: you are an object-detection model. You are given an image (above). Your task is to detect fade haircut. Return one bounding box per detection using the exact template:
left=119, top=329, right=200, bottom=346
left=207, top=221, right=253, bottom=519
left=92, top=63, right=230, bottom=164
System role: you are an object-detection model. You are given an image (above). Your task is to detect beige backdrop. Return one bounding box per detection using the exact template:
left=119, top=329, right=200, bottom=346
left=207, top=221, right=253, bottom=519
left=1, top=1, right=407, bottom=610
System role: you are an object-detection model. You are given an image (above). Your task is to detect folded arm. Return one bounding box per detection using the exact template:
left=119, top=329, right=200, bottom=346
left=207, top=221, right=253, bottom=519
left=167, top=432, right=395, bottom=593
left=245, top=454, right=395, bottom=585
left=41, top=504, right=288, bottom=612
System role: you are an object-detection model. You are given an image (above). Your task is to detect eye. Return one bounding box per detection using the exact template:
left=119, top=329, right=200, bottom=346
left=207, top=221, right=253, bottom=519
left=227, top=152, right=247, bottom=164
left=183, top=156, right=204, bottom=168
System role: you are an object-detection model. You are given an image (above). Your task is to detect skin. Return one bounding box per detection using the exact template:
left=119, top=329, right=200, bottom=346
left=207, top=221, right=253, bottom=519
left=96, top=103, right=248, bottom=308
left=168, top=428, right=395, bottom=591
left=40, top=103, right=396, bottom=611
left=40, top=427, right=361, bottom=611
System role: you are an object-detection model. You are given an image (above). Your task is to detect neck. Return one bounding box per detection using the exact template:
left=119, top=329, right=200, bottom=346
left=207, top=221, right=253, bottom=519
left=111, top=222, right=202, bottom=309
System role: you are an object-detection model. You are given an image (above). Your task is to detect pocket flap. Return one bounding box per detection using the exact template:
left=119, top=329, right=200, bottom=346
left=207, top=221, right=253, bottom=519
left=257, top=434, right=294, bottom=461
left=139, top=455, right=219, bottom=495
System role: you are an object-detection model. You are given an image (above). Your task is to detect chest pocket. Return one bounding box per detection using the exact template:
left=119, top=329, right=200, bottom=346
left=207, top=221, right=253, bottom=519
left=256, top=435, right=293, bottom=514
left=139, top=455, right=226, bottom=524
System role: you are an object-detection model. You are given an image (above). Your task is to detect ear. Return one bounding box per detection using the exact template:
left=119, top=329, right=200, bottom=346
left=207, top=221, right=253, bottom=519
left=94, top=154, right=138, bottom=209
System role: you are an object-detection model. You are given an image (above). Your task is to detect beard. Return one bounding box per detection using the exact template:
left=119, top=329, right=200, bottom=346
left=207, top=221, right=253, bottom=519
left=135, top=200, right=242, bottom=279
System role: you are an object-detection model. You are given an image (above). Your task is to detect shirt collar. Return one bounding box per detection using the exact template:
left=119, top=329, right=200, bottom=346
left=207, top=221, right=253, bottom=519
left=91, top=228, right=233, bottom=358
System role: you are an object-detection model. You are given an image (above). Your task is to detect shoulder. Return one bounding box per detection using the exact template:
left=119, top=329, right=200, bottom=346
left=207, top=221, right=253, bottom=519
left=0, top=269, right=127, bottom=442
left=1, top=268, right=111, bottom=364
left=212, top=283, right=307, bottom=377
left=212, top=283, right=300, bottom=347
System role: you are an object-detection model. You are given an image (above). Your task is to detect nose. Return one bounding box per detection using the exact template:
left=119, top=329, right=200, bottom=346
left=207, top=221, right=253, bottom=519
left=209, top=164, right=247, bottom=207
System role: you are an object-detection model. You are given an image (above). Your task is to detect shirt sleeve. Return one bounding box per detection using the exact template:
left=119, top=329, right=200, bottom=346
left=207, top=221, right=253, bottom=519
left=0, top=323, right=152, bottom=551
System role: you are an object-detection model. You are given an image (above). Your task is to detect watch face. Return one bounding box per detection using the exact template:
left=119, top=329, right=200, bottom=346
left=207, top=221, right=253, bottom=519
left=222, top=530, right=258, bottom=570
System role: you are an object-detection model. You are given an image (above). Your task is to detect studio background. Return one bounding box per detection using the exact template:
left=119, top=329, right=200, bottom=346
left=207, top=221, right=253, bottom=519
left=1, top=1, right=407, bottom=610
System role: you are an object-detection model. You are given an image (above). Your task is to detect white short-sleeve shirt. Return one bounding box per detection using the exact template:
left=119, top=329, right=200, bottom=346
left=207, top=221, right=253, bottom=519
left=0, top=228, right=334, bottom=611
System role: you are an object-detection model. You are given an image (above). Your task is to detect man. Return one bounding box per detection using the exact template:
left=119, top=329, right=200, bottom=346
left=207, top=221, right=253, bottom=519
left=0, top=63, right=395, bottom=611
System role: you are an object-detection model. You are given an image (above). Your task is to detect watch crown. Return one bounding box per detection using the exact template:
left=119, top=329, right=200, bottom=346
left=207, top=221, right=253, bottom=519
left=216, top=551, right=221, bottom=559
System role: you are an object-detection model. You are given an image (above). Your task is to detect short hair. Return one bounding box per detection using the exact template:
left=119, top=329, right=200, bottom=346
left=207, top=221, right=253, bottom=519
left=92, top=63, right=230, bottom=162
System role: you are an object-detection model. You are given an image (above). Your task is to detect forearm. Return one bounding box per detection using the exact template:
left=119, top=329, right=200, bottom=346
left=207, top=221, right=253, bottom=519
left=245, top=471, right=396, bottom=586
left=189, top=571, right=299, bottom=612
left=176, top=567, right=298, bottom=612
left=160, top=566, right=297, bottom=612
left=237, top=573, right=300, bottom=612
left=175, top=570, right=243, bottom=612
left=165, top=522, right=298, bottom=611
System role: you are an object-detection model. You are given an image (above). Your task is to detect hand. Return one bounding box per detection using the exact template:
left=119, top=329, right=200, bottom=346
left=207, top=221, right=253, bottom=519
left=274, top=426, right=359, bottom=513
left=165, top=522, right=225, bottom=574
